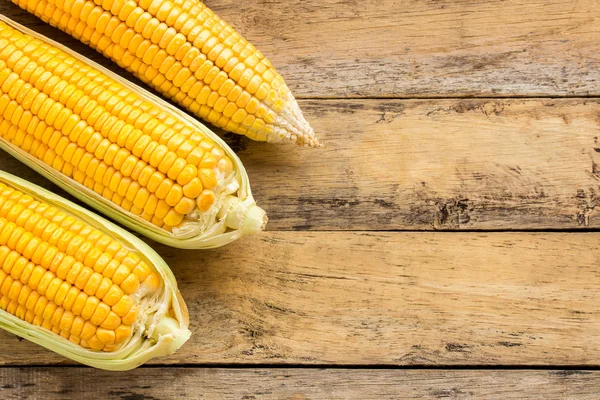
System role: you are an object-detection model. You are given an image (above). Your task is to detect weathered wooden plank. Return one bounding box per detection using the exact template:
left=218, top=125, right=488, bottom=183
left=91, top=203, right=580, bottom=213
left=1, top=368, right=598, bottom=399
left=1, top=0, right=599, bottom=98
left=237, top=98, right=600, bottom=231
left=1, top=232, right=600, bottom=366
left=3, top=98, right=600, bottom=231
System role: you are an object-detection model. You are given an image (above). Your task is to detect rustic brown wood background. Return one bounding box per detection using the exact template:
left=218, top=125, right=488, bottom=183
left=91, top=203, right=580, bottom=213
left=1, top=0, right=600, bottom=398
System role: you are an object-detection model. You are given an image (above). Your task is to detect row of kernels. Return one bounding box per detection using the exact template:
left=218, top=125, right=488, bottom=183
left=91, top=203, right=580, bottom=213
left=0, top=191, right=141, bottom=298
left=0, top=245, right=127, bottom=332
left=0, top=288, right=132, bottom=349
left=7, top=31, right=225, bottom=162
left=0, top=77, right=202, bottom=224
left=0, top=180, right=158, bottom=287
left=7, top=49, right=227, bottom=188
left=0, top=35, right=223, bottom=189
left=42, top=0, right=285, bottom=130
left=75, top=0, right=278, bottom=109
left=0, top=217, right=136, bottom=315
left=2, top=113, right=217, bottom=222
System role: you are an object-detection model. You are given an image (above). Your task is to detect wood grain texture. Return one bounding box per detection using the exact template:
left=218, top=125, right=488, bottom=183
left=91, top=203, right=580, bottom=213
left=3, top=98, right=600, bottom=231
left=0, top=0, right=599, bottom=390
left=0, top=0, right=599, bottom=98
left=1, top=368, right=599, bottom=399
left=1, top=232, right=600, bottom=366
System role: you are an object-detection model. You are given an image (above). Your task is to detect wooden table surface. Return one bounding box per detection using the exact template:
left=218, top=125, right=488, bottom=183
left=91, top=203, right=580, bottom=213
left=1, top=0, right=600, bottom=398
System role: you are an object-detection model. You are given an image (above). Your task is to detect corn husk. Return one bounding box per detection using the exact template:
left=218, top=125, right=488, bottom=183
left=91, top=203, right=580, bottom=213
left=0, top=170, right=191, bottom=370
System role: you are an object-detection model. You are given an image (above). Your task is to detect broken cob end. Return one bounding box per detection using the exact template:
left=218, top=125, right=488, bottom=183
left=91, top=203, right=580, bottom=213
left=240, top=203, right=268, bottom=235
left=148, top=316, right=192, bottom=359
left=219, top=196, right=268, bottom=236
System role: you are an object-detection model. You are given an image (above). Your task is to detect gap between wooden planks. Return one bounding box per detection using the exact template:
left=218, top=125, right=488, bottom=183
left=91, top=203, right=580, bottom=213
left=0, top=368, right=598, bottom=399
left=3, top=98, right=600, bottom=231
left=1, top=231, right=600, bottom=366
left=1, top=0, right=599, bottom=98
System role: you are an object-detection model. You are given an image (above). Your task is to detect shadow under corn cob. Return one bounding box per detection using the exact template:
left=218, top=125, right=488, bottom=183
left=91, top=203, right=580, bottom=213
left=14, top=0, right=319, bottom=146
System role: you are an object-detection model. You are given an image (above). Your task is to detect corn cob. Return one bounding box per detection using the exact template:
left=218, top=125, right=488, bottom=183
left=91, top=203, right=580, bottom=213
left=0, top=170, right=190, bottom=370
left=13, top=0, right=319, bottom=146
left=0, top=17, right=266, bottom=249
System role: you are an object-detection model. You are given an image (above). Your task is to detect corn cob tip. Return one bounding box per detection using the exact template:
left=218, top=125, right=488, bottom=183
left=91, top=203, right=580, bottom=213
left=277, top=93, right=320, bottom=148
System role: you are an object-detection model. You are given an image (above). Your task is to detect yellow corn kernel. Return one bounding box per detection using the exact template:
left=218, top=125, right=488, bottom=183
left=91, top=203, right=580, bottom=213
left=196, top=190, right=215, bottom=212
